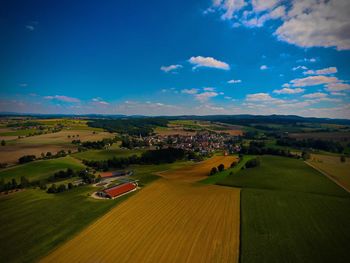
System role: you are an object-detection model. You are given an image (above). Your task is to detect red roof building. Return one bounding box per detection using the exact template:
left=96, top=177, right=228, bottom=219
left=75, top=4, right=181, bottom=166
left=102, top=182, right=137, bottom=199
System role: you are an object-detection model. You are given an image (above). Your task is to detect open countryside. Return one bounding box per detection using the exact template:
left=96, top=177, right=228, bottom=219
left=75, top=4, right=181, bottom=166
left=41, top=167, right=240, bottom=262
left=2, top=0, right=350, bottom=262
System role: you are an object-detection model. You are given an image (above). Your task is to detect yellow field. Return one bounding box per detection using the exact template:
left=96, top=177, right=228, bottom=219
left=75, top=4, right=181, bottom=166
left=41, top=156, right=240, bottom=263
left=307, top=154, right=350, bottom=192
left=0, top=130, right=114, bottom=164
left=158, top=155, right=238, bottom=182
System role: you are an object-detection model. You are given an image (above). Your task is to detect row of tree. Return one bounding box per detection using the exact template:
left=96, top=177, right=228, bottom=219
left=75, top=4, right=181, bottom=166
left=83, top=148, right=186, bottom=171
left=87, top=118, right=168, bottom=136
left=276, top=138, right=344, bottom=153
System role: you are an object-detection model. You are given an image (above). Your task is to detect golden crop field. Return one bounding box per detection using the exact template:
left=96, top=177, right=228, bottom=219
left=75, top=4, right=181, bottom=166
left=158, top=155, right=238, bottom=182
left=41, top=156, right=240, bottom=263
left=307, top=154, right=350, bottom=192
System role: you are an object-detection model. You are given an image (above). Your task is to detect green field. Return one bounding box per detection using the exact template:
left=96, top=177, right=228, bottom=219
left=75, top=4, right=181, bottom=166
left=218, top=155, right=350, bottom=262
left=200, top=155, right=254, bottom=184
left=73, top=146, right=144, bottom=161
left=0, top=156, right=85, bottom=183
left=0, top=186, right=128, bottom=263
left=219, top=155, right=347, bottom=196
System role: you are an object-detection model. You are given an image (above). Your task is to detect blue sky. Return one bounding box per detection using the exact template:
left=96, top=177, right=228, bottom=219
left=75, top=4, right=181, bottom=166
left=1, top=0, right=350, bottom=118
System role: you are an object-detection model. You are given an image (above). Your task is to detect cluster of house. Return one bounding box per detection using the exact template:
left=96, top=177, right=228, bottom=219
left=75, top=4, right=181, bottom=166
left=141, top=131, right=241, bottom=155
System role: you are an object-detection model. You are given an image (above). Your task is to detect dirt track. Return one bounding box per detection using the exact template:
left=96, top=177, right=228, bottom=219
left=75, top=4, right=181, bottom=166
left=41, top=156, right=240, bottom=263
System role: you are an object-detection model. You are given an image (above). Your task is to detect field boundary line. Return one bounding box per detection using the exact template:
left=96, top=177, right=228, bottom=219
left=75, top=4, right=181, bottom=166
left=305, top=161, right=350, bottom=194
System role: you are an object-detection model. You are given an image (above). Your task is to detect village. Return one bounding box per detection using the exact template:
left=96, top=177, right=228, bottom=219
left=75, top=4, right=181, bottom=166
left=127, top=131, right=242, bottom=156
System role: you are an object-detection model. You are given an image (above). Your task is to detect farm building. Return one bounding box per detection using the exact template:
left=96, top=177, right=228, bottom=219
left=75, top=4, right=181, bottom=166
left=99, top=170, right=133, bottom=178
left=97, top=182, right=137, bottom=199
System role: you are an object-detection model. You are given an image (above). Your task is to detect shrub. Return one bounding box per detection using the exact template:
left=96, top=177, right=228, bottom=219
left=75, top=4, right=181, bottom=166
left=218, top=164, right=225, bottom=172
left=18, top=155, right=36, bottom=164
left=209, top=167, right=218, bottom=176
left=245, top=158, right=261, bottom=168
left=230, top=161, right=237, bottom=168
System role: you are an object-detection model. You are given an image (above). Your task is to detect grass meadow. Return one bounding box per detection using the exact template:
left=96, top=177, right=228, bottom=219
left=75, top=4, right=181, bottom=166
left=0, top=186, right=128, bottom=263
left=218, top=155, right=350, bottom=262
left=73, top=145, right=144, bottom=161
left=0, top=156, right=85, bottom=183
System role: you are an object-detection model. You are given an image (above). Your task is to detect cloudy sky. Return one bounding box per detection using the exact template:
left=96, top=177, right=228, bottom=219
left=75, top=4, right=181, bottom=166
left=1, top=0, right=350, bottom=118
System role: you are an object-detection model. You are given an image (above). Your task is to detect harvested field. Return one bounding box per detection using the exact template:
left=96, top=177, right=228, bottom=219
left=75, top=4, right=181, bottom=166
left=307, top=154, right=350, bottom=192
left=41, top=179, right=240, bottom=263
left=14, top=130, right=114, bottom=145
left=0, top=144, right=72, bottom=165
left=0, top=130, right=114, bottom=164
left=158, top=155, right=238, bottom=182
left=154, top=127, right=196, bottom=136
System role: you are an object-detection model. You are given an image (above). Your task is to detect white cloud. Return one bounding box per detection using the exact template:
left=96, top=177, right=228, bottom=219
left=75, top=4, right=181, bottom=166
left=275, top=0, right=350, bottom=50
left=188, top=56, right=230, bottom=70
left=213, top=0, right=247, bottom=20
left=325, top=83, right=350, bottom=92
left=210, top=0, right=350, bottom=50
left=203, top=87, right=216, bottom=91
left=92, top=97, right=109, bottom=105
left=289, top=75, right=339, bottom=87
left=302, top=92, right=328, bottom=99
left=260, top=65, right=268, bottom=70
left=292, top=65, right=308, bottom=71
left=160, top=64, right=183, bottom=73
left=330, top=92, right=347, bottom=96
left=224, top=96, right=232, bottom=99
left=251, top=0, right=280, bottom=12
left=227, top=79, right=242, bottom=84
left=44, top=95, right=80, bottom=103
left=246, top=93, right=273, bottom=101
left=303, top=67, right=337, bottom=75
left=273, top=87, right=305, bottom=94
left=25, top=25, right=35, bottom=31
left=195, top=92, right=218, bottom=102
left=181, top=88, right=199, bottom=94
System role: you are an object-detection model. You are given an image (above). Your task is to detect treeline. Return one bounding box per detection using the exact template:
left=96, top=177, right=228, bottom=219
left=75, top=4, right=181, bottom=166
left=7, top=121, right=41, bottom=128
left=18, top=150, right=70, bottom=164
left=0, top=168, right=98, bottom=194
left=276, top=138, right=344, bottom=153
left=83, top=148, right=186, bottom=171
left=240, top=141, right=297, bottom=158
left=87, top=118, right=168, bottom=136
left=79, top=138, right=116, bottom=150
left=0, top=176, right=33, bottom=192
left=121, top=137, right=148, bottom=148
left=46, top=169, right=98, bottom=194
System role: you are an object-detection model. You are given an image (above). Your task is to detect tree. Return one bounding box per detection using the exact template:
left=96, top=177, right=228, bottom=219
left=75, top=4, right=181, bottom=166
left=11, top=178, right=18, bottom=189
left=20, top=176, right=30, bottom=188
left=47, top=184, right=57, bottom=193
left=245, top=158, right=261, bottom=168
left=217, top=164, right=225, bottom=172
left=209, top=167, right=218, bottom=176
left=340, top=156, right=346, bottom=163
left=57, top=184, right=66, bottom=193
left=301, top=151, right=311, bottom=161
left=1, top=140, right=5, bottom=146
left=18, top=155, right=36, bottom=164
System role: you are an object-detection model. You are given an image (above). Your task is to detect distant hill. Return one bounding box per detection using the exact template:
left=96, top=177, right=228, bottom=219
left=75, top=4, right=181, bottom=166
left=1, top=113, right=350, bottom=125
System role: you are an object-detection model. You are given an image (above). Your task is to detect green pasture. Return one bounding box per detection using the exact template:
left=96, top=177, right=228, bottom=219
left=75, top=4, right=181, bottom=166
left=0, top=156, right=84, bottom=183
left=218, top=155, right=350, bottom=262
